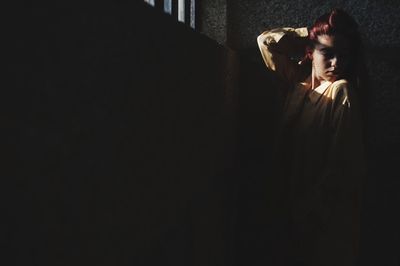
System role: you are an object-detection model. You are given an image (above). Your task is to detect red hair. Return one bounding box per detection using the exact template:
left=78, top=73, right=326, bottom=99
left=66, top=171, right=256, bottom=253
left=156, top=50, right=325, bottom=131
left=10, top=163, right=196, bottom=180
left=304, top=8, right=369, bottom=143
left=309, top=8, right=360, bottom=45
left=305, top=8, right=361, bottom=64
left=302, top=8, right=366, bottom=87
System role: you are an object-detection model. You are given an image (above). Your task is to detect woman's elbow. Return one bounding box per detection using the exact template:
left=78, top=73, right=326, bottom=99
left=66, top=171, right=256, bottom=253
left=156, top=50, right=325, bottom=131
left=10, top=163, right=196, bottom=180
left=257, top=33, right=266, bottom=46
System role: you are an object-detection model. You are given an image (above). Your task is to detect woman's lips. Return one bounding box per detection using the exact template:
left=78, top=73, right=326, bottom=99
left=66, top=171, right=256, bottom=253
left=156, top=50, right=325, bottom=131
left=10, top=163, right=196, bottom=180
left=327, top=69, right=340, bottom=75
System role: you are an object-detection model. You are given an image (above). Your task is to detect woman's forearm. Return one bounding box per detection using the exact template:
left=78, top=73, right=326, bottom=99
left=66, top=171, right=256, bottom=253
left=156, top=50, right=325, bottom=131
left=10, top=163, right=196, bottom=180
left=257, top=27, right=309, bottom=83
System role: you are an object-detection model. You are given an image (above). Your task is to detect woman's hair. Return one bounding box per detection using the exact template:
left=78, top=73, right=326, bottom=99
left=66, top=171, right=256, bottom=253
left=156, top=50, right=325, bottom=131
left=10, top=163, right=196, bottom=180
left=305, top=8, right=369, bottom=140
left=305, top=8, right=363, bottom=78
left=308, top=8, right=361, bottom=51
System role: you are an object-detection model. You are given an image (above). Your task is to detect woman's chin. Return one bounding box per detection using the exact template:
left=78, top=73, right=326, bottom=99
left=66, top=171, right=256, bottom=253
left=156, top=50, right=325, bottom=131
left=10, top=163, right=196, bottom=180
left=325, top=74, right=340, bottom=82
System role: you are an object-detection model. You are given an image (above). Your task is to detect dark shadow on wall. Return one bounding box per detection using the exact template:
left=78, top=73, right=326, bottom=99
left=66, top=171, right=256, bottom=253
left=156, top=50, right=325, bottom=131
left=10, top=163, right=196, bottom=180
left=4, top=2, right=246, bottom=265
left=232, top=55, right=286, bottom=266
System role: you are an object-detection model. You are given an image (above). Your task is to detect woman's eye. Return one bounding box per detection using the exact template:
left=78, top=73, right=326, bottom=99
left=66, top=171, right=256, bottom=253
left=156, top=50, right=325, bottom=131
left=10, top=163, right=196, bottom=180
left=322, top=52, right=334, bottom=58
left=319, top=49, right=332, bottom=57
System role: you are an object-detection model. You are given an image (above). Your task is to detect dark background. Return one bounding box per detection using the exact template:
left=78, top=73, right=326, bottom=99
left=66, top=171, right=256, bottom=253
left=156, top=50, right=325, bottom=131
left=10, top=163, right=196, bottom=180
left=4, top=1, right=399, bottom=265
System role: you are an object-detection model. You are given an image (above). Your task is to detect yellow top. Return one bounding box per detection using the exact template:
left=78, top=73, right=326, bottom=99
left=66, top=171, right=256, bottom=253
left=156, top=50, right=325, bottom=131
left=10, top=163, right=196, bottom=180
left=257, top=27, right=367, bottom=265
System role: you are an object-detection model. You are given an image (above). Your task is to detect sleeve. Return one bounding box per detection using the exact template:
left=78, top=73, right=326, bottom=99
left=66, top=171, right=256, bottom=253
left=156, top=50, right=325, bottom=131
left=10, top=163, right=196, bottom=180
left=327, top=82, right=366, bottom=190
left=313, top=82, right=366, bottom=261
left=257, top=27, right=309, bottom=84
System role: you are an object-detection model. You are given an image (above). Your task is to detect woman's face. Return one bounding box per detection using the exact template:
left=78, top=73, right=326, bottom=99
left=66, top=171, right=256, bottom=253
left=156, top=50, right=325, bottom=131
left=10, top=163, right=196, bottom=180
left=312, top=34, right=351, bottom=82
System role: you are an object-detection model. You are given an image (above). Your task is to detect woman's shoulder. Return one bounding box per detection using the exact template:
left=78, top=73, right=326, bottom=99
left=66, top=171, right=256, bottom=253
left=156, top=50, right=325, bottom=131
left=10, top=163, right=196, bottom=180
left=329, top=79, right=352, bottom=108
left=331, top=79, right=351, bottom=94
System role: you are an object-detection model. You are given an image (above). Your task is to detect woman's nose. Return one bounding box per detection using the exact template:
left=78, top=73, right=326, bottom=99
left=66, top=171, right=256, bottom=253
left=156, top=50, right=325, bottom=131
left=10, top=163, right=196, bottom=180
left=331, top=56, right=338, bottom=67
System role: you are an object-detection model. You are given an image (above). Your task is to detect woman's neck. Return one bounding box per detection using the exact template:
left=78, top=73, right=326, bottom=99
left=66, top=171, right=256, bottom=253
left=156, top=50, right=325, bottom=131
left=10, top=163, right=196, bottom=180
left=305, top=73, right=331, bottom=91
left=311, top=68, right=321, bottom=90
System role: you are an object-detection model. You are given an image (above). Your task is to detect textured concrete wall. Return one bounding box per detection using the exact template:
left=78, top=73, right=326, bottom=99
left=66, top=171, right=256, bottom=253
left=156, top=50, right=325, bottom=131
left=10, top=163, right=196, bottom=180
left=229, top=0, right=400, bottom=49
left=199, top=0, right=227, bottom=45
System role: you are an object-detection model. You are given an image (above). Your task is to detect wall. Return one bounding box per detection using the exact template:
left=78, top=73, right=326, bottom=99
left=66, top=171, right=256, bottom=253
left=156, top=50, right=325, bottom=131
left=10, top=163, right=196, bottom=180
left=4, top=2, right=240, bottom=265
left=199, top=0, right=228, bottom=45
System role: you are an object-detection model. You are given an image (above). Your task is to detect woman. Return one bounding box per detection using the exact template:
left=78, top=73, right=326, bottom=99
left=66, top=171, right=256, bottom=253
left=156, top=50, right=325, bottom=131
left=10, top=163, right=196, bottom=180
left=257, top=8, right=367, bottom=266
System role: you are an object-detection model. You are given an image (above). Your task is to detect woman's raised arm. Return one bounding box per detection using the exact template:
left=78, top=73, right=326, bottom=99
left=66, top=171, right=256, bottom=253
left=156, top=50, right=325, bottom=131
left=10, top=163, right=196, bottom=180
left=257, top=27, right=309, bottom=84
